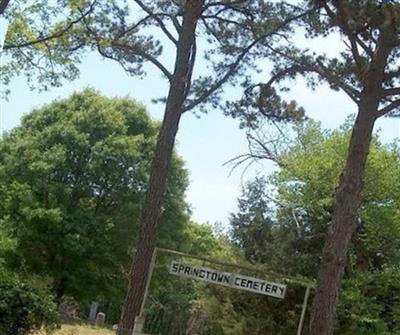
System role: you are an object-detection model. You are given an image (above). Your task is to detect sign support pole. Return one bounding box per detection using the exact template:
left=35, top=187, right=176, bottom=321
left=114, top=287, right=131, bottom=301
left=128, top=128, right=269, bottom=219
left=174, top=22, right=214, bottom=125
left=296, top=286, right=311, bottom=335
left=139, top=248, right=158, bottom=317
left=133, top=249, right=158, bottom=334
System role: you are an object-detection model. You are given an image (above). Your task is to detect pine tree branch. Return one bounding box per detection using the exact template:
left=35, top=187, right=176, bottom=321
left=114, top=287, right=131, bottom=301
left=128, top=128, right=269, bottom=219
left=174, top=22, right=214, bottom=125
left=314, top=59, right=360, bottom=102
left=384, top=68, right=400, bottom=80
left=133, top=0, right=178, bottom=45
left=117, top=15, right=153, bottom=38
left=264, top=65, right=303, bottom=87
left=203, top=1, right=250, bottom=18
left=183, top=37, right=197, bottom=99
left=110, top=41, right=173, bottom=81
left=77, top=6, right=173, bottom=81
left=264, top=45, right=360, bottom=103
left=183, top=7, right=315, bottom=112
left=3, top=0, right=97, bottom=50
left=201, top=14, right=245, bottom=26
left=200, top=17, right=224, bottom=43
left=183, top=36, right=257, bottom=112
left=377, top=99, right=400, bottom=117
left=166, top=13, right=181, bottom=33
left=381, top=87, right=400, bottom=97
left=323, top=1, right=374, bottom=58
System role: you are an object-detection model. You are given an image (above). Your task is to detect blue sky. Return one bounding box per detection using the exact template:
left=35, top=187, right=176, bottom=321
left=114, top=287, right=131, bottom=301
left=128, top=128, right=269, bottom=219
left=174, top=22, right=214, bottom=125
left=1, top=36, right=399, bottom=226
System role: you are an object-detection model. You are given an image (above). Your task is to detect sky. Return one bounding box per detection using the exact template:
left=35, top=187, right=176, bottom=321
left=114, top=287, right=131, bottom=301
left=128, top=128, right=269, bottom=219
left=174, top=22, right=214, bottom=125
left=1, top=14, right=399, bottom=227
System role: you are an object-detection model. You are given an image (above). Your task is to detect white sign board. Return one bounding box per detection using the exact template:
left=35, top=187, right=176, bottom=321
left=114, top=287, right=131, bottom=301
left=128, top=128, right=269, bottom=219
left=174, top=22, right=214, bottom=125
left=170, top=261, right=286, bottom=299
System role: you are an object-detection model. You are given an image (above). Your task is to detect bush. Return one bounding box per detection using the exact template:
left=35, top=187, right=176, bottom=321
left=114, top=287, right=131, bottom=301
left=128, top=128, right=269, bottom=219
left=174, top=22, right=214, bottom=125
left=0, top=271, right=58, bottom=335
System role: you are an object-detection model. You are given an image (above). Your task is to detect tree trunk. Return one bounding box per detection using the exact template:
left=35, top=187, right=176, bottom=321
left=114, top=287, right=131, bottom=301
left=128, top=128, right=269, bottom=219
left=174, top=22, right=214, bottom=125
left=0, top=0, right=10, bottom=15
left=117, top=2, right=204, bottom=335
left=309, top=100, right=378, bottom=335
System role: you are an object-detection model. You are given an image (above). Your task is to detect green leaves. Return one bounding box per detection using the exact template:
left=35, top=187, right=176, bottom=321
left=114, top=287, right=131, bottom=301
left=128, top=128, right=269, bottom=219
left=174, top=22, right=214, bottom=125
left=0, top=269, right=58, bottom=335
left=227, top=119, right=400, bottom=333
left=0, top=89, right=190, bottom=307
left=1, top=0, right=128, bottom=93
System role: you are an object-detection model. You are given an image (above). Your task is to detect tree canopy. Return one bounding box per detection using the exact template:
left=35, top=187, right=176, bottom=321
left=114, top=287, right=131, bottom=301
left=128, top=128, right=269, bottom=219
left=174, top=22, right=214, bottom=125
left=0, top=89, right=190, bottom=306
left=2, top=0, right=400, bottom=333
left=228, top=120, right=400, bottom=334
left=2, top=3, right=314, bottom=331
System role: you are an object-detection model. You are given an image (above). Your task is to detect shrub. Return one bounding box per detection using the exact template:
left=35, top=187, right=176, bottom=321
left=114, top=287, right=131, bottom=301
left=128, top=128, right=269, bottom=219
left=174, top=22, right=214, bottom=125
left=0, top=270, right=58, bottom=335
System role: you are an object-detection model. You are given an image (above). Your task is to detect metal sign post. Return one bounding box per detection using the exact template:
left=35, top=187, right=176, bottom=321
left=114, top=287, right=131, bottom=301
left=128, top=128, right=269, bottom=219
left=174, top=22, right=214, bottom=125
left=139, top=248, right=158, bottom=317
left=296, top=286, right=311, bottom=335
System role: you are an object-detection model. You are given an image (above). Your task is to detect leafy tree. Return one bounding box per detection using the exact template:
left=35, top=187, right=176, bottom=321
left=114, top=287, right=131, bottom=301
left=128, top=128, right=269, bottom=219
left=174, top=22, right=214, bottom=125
left=0, top=268, right=58, bottom=335
left=276, top=123, right=400, bottom=334
left=0, top=89, right=190, bottom=309
left=230, top=177, right=275, bottom=264
left=2, top=1, right=312, bottom=331
left=228, top=1, right=400, bottom=332
left=141, top=222, right=236, bottom=335
left=229, top=120, right=400, bottom=334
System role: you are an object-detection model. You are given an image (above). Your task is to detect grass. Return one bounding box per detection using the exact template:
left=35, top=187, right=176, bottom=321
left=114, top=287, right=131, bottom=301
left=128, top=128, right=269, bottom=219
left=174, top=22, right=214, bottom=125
left=36, top=324, right=116, bottom=335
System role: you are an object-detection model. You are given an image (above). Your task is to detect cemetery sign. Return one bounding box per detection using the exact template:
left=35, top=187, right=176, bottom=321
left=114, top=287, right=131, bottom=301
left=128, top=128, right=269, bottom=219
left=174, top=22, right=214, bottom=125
left=170, top=261, right=286, bottom=299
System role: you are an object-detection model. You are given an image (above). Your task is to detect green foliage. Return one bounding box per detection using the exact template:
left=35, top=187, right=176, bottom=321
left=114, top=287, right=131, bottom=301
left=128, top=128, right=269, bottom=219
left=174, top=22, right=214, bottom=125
left=1, top=0, right=126, bottom=94
left=2, top=0, right=308, bottom=121
left=143, top=222, right=235, bottom=335
left=230, top=177, right=275, bottom=263
left=0, top=89, right=190, bottom=310
left=271, top=121, right=400, bottom=277
left=0, top=269, right=58, bottom=335
left=337, top=268, right=400, bottom=334
left=223, top=120, right=400, bottom=334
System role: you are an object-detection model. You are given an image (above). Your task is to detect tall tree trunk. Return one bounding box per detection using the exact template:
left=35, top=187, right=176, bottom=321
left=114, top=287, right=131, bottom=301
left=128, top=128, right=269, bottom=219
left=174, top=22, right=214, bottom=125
left=309, top=24, right=393, bottom=333
left=0, top=0, right=10, bottom=15
left=309, top=99, right=378, bottom=335
left=117, top=2, right=204, bottom=335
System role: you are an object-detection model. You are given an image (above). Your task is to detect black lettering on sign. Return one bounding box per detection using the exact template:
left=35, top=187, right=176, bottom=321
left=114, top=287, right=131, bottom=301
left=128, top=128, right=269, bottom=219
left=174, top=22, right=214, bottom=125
left=234, top=277, right=241, bottom=286
left=171, top=262, right=179, bottom=273
left=170, top=262, right=286, bottom=299
left=271, top=286, right=278, bottom=294
left=216, top=273, right=229, bottom=283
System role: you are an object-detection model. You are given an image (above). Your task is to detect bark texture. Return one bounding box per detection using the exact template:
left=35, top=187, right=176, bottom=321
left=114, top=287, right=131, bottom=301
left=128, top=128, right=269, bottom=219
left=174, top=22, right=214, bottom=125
left=309, top=25, right=394, bottom=333
left=117, top=2, right=204, bottom=335
left=0, top=0, right=10, bottom=15
left=309, top=104, right=377, bottom=335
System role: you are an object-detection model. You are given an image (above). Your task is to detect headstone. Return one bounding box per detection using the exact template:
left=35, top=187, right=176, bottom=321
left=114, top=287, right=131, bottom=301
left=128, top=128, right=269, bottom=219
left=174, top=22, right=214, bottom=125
left=88, top=301, right=99, bottom=323
left=95, top=312, right=106, bottom=327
